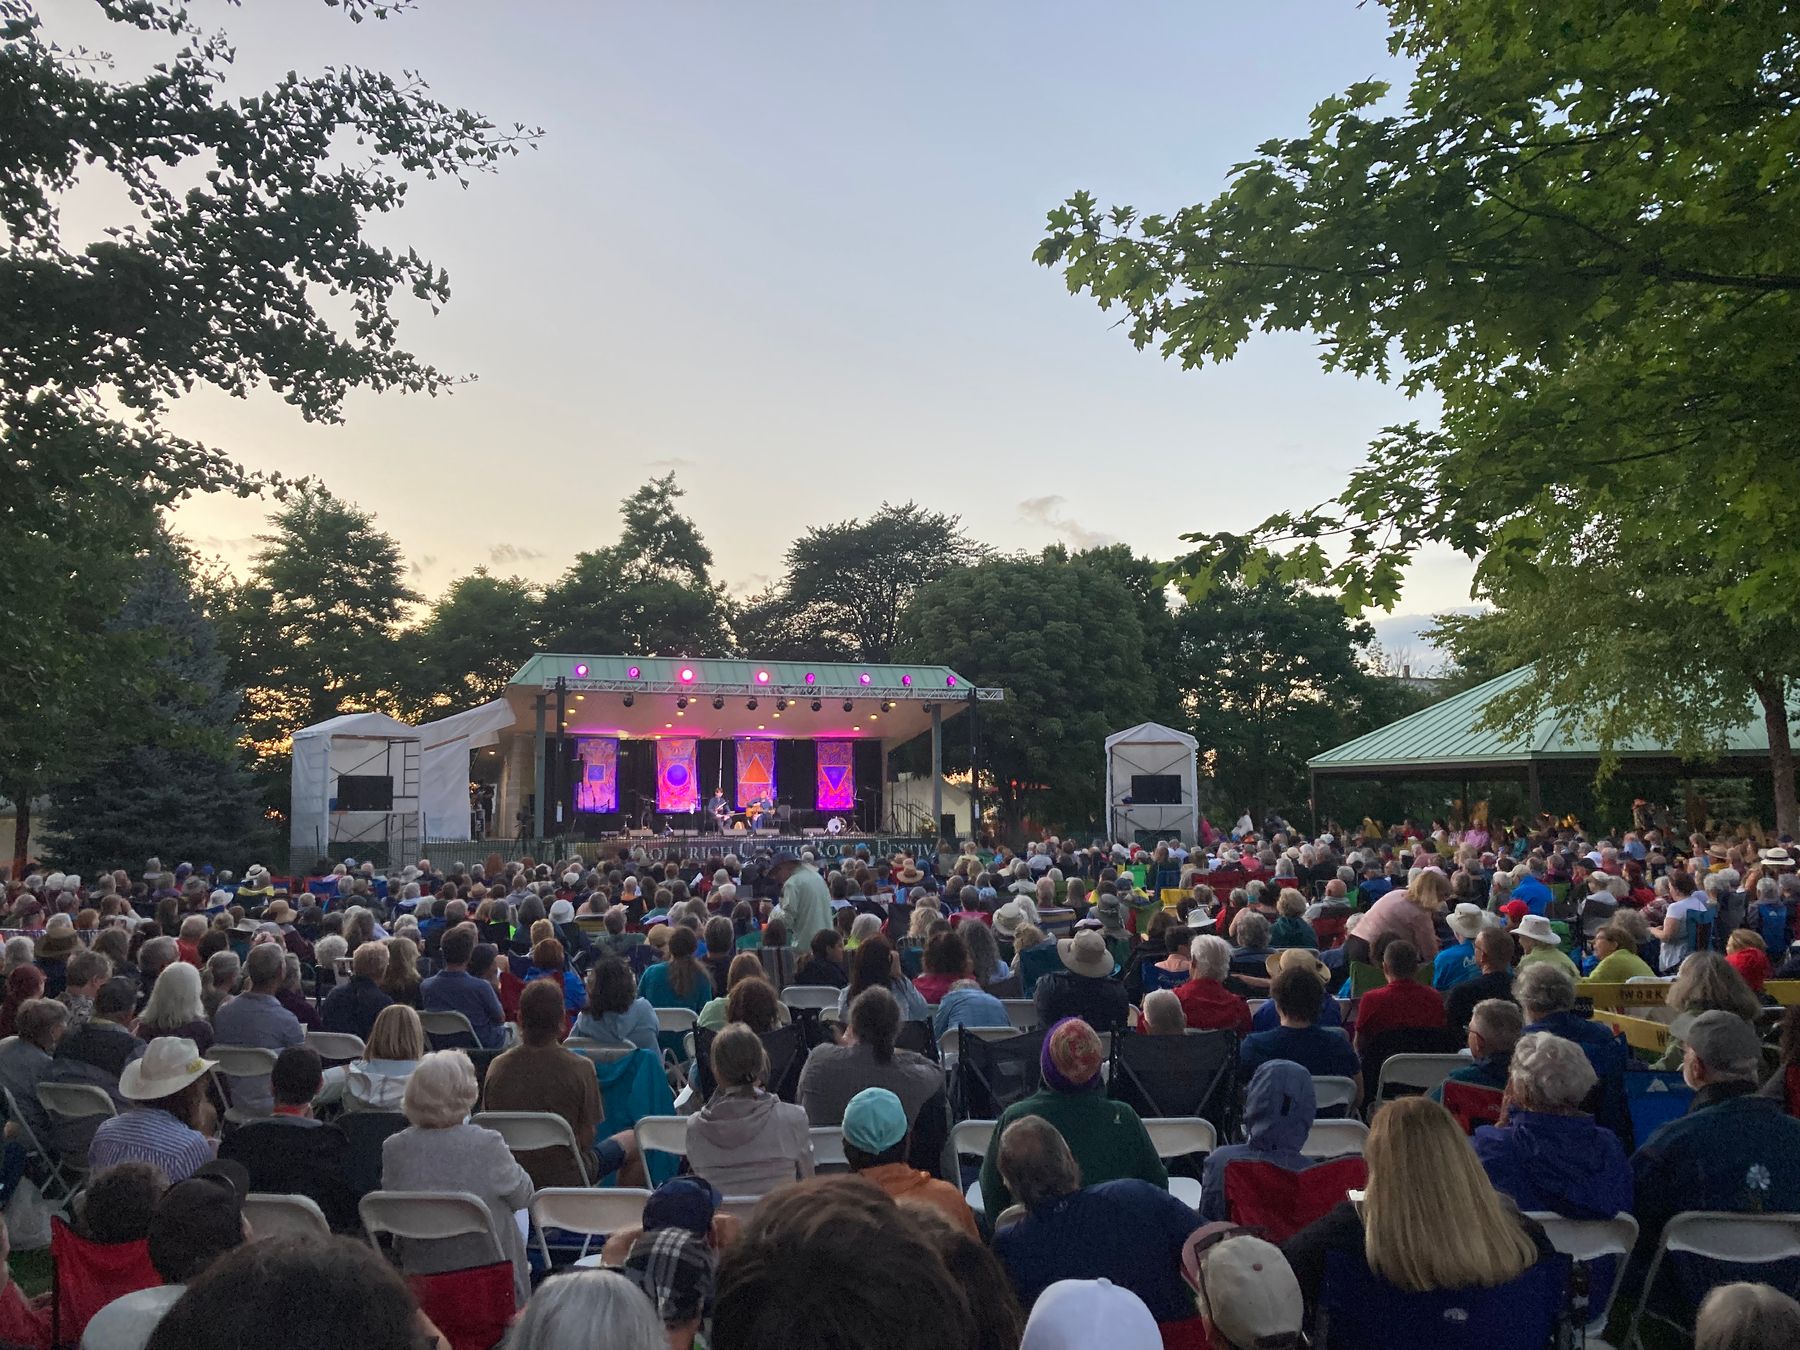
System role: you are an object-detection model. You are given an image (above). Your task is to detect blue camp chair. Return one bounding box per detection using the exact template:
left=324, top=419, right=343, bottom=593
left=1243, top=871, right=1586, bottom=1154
left=1317, top=1248, right=1569, bottom=1350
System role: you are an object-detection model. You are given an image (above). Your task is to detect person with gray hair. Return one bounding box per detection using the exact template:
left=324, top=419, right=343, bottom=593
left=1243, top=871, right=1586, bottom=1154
left=1696, top=1282, right=1800, bottom=1350
left=1431, top=997, right=1523, bottom=1102
left=1515, top=960, right=1634, bottom=1144
left=1141, top=989, right=1186, bottom=1036
left=1633, top=1010, right=1800, bottom=1257
left=211, top=941, right=304, bottom=1115
left=508, top=1269, right=666, bottom=1350
left=1473, top=1031, right=1632, bottom=1220
left=1174, top=933, right=1252, bottom=1035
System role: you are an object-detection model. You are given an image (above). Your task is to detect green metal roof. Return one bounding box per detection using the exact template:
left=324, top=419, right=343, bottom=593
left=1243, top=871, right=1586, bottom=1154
left=1310, top=664, right=1780, bottom=774
left=508, top=653, right=969, bottom=697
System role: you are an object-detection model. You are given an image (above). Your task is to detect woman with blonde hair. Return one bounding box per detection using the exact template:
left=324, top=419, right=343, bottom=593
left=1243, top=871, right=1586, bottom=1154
left=1282, top=1096, right=1551, bottom=1318
left=1343, top=866, right=1447, bottom=967
left=347, top=1004, right=427, bottom=1110
left=378, top=935, right=423, bottom=1008
left=1652, top=950, right=1763, bottom=1070
left=697, top=952, right=792, bottom=1031
left=137, top=960, right=214, bottom=1050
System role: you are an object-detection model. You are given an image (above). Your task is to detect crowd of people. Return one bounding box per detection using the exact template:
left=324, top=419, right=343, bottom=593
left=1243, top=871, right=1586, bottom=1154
left=0, top=818, right=1798, bottom=1347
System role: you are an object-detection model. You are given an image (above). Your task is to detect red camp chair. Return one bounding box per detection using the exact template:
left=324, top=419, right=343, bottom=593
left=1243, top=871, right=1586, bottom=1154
left=50, top=1218, right=161, bottom=1347
left=1441, top=1080, right=1506, bottom=1135
left=1223, top=1156, right=1369, bottom=1243
left=407, top=1263, right=516, bottom=1350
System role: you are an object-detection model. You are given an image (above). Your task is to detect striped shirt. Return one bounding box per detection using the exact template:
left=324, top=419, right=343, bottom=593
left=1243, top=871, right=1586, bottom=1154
left=89, top=1107, right=214, bottom=1182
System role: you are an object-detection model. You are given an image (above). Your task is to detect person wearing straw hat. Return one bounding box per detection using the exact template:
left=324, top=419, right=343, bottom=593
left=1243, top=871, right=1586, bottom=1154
left=1033, top=930, right=1129, bottom=1036
left=1250, top=949, right=1341, bottom=1033
left=1515, top=914, right=1578, bottom=977
left=1432, top=903, right=1490, bottom=991
left=88, top=1037, right=218, bottom=1184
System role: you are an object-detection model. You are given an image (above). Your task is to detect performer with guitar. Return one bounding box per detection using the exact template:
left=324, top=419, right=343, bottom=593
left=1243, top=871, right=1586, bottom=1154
left=709, top=789, right=730, bottom=832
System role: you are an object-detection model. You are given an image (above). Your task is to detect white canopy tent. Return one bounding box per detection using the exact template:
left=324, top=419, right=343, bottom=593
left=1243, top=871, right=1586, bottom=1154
left=289, top=712, right=421, bottom=864
left=417, top=700, right=516, bottom=842
left=1104, top=722, right=1200, bottom=845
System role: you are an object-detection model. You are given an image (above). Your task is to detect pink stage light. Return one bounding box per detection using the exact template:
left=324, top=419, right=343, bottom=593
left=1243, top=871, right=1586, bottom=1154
left=627, top=666, right=641, bottom=679
left=900, top=674, right=912, bottom=687
left=679, top=667, right=696, bottom=683
left=946, top=675, right=958, bottom=687
left=574, top=663, right=589, bottom=677
left=804, top=672, right=817, bottom=685
left=756, top=670, right=771, bottom=684
left=858, top=672, right=872, bottom=685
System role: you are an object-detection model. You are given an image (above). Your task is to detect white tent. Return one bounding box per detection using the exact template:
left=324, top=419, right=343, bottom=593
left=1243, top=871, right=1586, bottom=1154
left=289, top=712, right=420, bottom=863
left=417, top=700, right=516, bottom=842
left=1104, top=722, right=1199, bottom=845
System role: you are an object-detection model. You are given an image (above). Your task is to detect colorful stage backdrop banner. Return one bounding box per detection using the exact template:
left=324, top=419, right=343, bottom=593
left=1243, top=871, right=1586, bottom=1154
left=816, top=741, right=855, bottom=812
left=574, top=737, right=619, bottom=813
left=735, top=740, right=776, bottom=809
left=657, top=738, right=700, bottom=813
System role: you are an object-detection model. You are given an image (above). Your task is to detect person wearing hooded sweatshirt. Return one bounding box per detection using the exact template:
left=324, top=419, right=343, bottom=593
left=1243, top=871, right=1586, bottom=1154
left=1198, top=1060, right=1321, bottom=1221
left=685, top=1024, right=814, bottom=1198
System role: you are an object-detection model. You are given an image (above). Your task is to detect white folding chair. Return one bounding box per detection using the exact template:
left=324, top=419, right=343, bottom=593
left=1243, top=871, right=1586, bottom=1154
left=1311, top=1075, right=1359, bottom=1114
left=1525, top=1210, right=1638, bottom=1344
left=418, top=1010, right=480, bottom=1047
left=717, top=1195, right=762, bottom=1223
left=244, top=1192, right=333, bottom=1242
left=780, top=986, right=841, bottom=1013
left=994, top=1204, right=1029, bottom=1231
left=1300, top=1118, right=1370, bottom=1158
left=210, top=1044, right=280, bottom=1124
left=35, top=1082, right=117, bottom=1126
left=810, top=1126, right=847, bottom=1171
left=1001, top=1000, right=1039, bottom=1031
left=304, top=1030, right=366, bottom=1063
left=1247, top=999, right=1269, bottom=1021
left=360, top=1190, right=501, bottom=1265
left=952, top=1118, right=998, bottom=1214
left=3, top=1085, right=76, bottom=1205
left=562, top=1037, right=634, bottom=1066
left=1142, top=1117, right=1216, bottom=1209
left=1372, top=1053, right=1466, bottom=1104
left=634, top=1114, right=691, bottom=1161
left=1626, top=1211, right=1800, bottom=1350
left=531, top=1187, right=653, bottom=1265
left=473, top=1111, right=591, bottom=1186
left=655, top=1007, right=698, bottom=1034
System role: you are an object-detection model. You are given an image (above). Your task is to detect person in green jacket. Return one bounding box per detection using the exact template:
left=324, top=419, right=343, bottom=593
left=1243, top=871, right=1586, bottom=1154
left=978, top=1017, right=1166, bottom=1216
left=1585, top=924, right=1655, bottom=983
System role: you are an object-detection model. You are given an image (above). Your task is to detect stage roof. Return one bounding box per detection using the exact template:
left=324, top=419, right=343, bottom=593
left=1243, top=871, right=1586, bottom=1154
left=501, top=653, right=974, bottom=747
left=1310, top=663, right=1783, bottom=777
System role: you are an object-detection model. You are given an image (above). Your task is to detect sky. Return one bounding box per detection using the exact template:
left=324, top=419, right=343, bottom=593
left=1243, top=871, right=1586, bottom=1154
left=49, top=0, right=1472, bottom=661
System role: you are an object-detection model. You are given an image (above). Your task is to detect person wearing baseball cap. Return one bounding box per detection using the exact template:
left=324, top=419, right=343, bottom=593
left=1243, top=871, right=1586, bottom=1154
left=623, top=1227, right=715, bottom=1350
left=1020, top=1278, right=1162, bottom=1350
left=83, top=1160, right=249, bottom=1350
left=977, top=1019, right=1165, bottom=1217
left=841, top=1087, right=976, bottom=1236
left=1634, top=1010, right=1800, bottom=1256
left=1185, top=1225, right=1305, bottom=1349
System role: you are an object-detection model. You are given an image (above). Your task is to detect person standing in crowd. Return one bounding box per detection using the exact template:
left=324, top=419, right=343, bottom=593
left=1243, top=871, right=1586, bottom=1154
left=779, top=852, right=833, bottom=952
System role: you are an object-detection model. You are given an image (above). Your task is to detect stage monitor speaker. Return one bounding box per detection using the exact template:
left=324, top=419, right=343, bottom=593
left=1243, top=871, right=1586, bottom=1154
left=940, top=813, right=958, bottom=838
left=1130, top=774, right=1183, bottom=805
left=335, top=775, right=394, bottom=812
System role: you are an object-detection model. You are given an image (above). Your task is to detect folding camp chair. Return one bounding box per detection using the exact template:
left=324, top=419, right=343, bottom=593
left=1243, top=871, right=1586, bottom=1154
left=1141, top=1117, right=1216, bottom=1208
left=1525, top=1210, right=1637, bottom=1345
left=951, top=1119, right=998, bottom=1215
left=1108, top=1030, right=1238, bottom=1136
left=895, top=1018, right=939, bottom=1062
left=418, top=1010, right=480, bottom=1051
left=1223, top=1155, right=1368, bottom=1243
left=304, top=1030, right=366, bottom=1064
left=1369, top=1051, right=1467, bottom=1112
left=1299, top=1118, right=1369, bottom=1158
left=49, top=1218, right=159, bottom=1348
left=472, top=1111, right=591, bottom=1186
left=954, top=1028, right=1045, bottom=1122
left=532, top=1187, right=653, bottom=1265
left=1317, top=1246, right=1569, bottom=1350
left=243, top=1192, right=333, bottom=1242
left=1626, top=1211, right=1800, bottom=1349
left=760, top=1022, right=808, bottom=1103
left=340, top=1110, right=409, bottom=1198
left=1441, top=1079, right=1505, bottom=1135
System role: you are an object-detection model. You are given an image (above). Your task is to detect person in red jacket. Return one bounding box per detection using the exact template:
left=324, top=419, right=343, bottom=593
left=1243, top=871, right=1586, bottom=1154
left=1352, top=941, right=1444, bottom=1052
left=1173, top=934, right=1253, bottom=1037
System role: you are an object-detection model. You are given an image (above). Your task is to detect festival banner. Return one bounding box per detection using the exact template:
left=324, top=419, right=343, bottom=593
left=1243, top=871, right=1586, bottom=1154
left=573, top=737, right=618, bottom=813
left=816, top=741, right=855, bottom=812
left=656, top=738, right=700, bottom=813
left=735, top=739, right=776, bottom=810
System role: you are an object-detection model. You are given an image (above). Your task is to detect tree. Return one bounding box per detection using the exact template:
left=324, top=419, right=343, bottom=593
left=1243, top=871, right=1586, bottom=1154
left=402, top=570, right=542, bottom=719
left=542, top=476, right=733, bottom=656
left=225, top=486, right=417, bottom=814
left=47, top=539, right=269, bottom=873
left=897, top=551, right=1157, bottom=835
left=1177, top=578, right=1423, bottom=826
left=773, top=503, right=986, bottom=663
left=0, top=0, right=531, bottom=863
left=729, top=585, right=828, bottom=661
left=1063, top=543, right=1185, bottom=726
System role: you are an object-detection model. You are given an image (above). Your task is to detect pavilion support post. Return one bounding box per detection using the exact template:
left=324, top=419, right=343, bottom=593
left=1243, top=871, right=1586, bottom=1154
left=879, top=743, right=890, bottom=834
left=552, top=678, right=567, bottom=835
left=931, top=703, right=944, bottom=840
left=968, top=691, right=980, bottom=843
left=1309, top=770, right=1318, bottom=839
left=1526, top=760, right=1542, bottom=820
left=532, top=693, right=547, bottom=839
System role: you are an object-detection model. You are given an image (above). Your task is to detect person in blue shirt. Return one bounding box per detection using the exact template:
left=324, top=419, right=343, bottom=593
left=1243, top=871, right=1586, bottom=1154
left=1514, top=962, right=1632, bottom=1147
left=419, top=925, right=506, bottom=1048
left=1200, top=1059, right=1321, bottom=1221
left=520, top=937, right=585, bottom=1017
left=571, top=956, right=659, bottom=1052
left=636, top=926, right=713, bottom=1015
left=1252, top=950, right=1342, bottom=1033
left=1432, top=904, right=1489, bottom=990
left=1475, top=1031, right=1632, bottom=1219
left=1240, top=967, right=1362, bottom=1108
left=1512, top=860, right=1554, bottom=916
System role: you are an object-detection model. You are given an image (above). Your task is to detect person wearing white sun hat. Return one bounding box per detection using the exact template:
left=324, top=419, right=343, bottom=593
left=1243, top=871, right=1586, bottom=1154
left=88, top=1037, right=219, bottom=1183
left=1515, top=913, right=1578, bottom=977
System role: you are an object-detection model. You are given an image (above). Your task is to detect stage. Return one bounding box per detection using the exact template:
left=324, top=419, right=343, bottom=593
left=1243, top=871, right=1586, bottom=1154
left=571, top=833, right=941, bottom=864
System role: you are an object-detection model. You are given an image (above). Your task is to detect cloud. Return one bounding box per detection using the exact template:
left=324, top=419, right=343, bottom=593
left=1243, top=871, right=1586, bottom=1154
left=645, top=456, right=696, bottom=473
left=408, top=554, right=440, bottom=576
left=488, top=543, right=545, bottom=566
left=1365, top=607, right=1486, bottom=674
left=1018, top=495, right=1116, bottom=551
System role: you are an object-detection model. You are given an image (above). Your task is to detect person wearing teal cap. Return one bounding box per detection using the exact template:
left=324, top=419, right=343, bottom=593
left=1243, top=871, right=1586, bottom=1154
left=842, top=1087, right=977, bottom=1237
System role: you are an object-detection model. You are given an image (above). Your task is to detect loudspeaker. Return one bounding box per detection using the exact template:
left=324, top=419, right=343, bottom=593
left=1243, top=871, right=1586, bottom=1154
left=940, top=813, right=958, bottom=839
